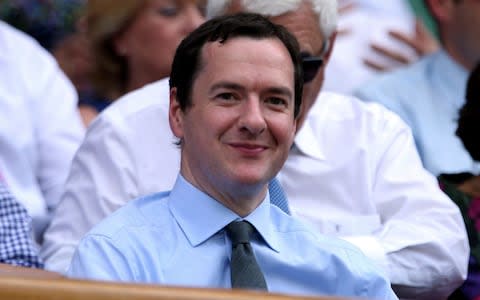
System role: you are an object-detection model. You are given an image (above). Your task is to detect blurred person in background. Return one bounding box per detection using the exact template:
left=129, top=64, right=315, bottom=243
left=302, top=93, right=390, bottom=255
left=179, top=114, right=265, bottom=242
left=0, top=0, right=84, bottom=51
left=324, top=0, right=439, bottom=94
left=79, top=0, right=206, bottom=125
left=41, top=0, right=207, bottom=271
left=356, top=0, right=480, bottom=177
left=0, top=0, right=206, bottom=127
left=440, top=62, right=480, bottom=300
left=0, top=20, right=84, bottom=243
left=0, top=179, right=43, bottom=268
left=0, top=0, right=95, bottom=125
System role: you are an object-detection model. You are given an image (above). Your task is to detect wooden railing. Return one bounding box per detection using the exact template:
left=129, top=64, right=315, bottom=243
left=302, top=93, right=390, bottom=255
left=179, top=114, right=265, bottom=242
left=0, top=264, right=358, bottom=300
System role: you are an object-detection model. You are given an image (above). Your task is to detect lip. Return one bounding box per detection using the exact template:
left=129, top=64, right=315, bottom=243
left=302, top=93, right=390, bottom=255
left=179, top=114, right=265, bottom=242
left=228, top=142, right=269, bottom=155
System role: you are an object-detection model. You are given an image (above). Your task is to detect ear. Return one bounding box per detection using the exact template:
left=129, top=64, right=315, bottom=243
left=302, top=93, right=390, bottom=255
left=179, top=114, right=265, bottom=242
left=322, top=31, right=337, bottom=67
left=425, top=0, right=454, bottom=23
left=169, top=87, right=185, bottom=139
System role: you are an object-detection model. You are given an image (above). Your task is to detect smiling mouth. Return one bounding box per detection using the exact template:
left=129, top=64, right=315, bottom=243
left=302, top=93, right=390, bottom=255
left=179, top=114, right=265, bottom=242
left=228, top=143, right=268, bottom=155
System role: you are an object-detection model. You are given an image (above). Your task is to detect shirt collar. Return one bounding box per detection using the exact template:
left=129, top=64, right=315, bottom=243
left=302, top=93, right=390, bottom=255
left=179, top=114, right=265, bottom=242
left=431, top=50, right=469, bottom=110
left=168, top=175, right=280, bottom=252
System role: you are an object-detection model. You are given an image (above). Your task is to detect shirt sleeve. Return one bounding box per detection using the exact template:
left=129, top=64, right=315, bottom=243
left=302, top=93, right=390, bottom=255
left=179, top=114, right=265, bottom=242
left=40, top=113, right=139, bottom=273
left=28, top=43, right=85, bottom=212
left=343, top=109, right=469, bottom=299
left=67, top=234, right=136, bottom=281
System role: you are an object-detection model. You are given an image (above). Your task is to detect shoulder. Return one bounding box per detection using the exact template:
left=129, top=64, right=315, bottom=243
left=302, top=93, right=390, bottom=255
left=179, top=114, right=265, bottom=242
left=0, top=21, right=76, bottom=107
left=0, top=21, right=57, bottom=71
left=269, top=210, right=395, bottom=299
left=271, top=208, right=366, bottom=256
left=86, top=79, right=171, bottom=138
left=86, top=191, right=171, bottom=241
left=273, top=210, right=390, bottom=280
left=355, top=53, right=436, bottom=102
left=0, top=21, right=44, bottom=55
left=306, top=91, right=411, bottom=136
left=83, top=78, right=170, bottom=141
left=98, top=79, right=170, bottom=124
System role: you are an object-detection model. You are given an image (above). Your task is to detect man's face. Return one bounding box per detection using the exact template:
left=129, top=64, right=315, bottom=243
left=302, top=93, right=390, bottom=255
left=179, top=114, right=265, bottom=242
left=114, top=0, right=206, bottom=82
left=449, top=0, right=480, bottom=69
left=169, top=37, right=296, bottom=205
left=226, top=1, right=327, bottom=129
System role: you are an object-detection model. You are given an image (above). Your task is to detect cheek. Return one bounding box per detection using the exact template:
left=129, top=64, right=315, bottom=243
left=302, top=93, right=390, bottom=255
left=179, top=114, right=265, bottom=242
left=139, top=26, right=180, bottom=70
left=185, top=110, right=231, bottom=141
left=151, top=22, right=186, bottom=50
left=268, top=117, right=296, bottom=146
left=131, top=18, right=178, bottom=51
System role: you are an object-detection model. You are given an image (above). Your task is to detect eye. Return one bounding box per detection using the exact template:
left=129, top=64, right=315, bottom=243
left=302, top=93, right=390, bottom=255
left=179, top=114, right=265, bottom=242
left=265, top=97, right=288, bottom=108
left=156, top=6, right=178, bottom=17
left=216, top=93, right=237, bottom=101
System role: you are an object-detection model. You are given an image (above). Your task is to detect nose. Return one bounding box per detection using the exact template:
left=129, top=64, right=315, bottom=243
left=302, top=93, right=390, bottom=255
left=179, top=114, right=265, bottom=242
left=183, top=3, right=205, bottom=33
left=238, top=98, right=267, bottom=136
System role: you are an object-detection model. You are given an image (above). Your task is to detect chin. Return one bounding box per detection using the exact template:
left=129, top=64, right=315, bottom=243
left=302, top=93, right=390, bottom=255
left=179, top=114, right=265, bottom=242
left=230, top=173, right=272, bottom=189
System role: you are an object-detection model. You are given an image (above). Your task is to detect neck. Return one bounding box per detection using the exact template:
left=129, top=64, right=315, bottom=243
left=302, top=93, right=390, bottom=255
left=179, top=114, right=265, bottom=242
left=442, top=33, right=476, bottom=71
left=180, top=162, right=268, bottom=217
left=126, top=67, right=168, bottom=94
left=126, top=75, right=152, bottom=94
left=444, top=46, right=473, bottom=71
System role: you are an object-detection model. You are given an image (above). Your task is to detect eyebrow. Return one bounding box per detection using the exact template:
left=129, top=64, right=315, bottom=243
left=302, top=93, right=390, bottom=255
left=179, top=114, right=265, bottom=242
left=209, top=81, right=294, bottom=99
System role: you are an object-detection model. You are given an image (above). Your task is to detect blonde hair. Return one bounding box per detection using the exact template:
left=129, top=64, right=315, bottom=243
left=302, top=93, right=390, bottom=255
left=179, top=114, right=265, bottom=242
left=87, top=0, right=147, bottom=99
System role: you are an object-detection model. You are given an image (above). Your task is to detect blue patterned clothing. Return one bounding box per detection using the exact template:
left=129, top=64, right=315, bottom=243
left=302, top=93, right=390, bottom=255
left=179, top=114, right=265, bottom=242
left=0, top=181, right=43, bottom=268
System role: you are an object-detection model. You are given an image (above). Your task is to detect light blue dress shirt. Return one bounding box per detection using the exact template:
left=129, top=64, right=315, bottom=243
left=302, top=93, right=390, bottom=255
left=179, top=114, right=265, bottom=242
left=356, top=50, right=480, bottom=176
left=68, top=175, right=397, bottom=299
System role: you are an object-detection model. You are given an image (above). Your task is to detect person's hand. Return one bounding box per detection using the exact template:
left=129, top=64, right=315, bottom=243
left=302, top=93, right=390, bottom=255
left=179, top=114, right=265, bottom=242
left=336, top=1, right=357, bottom=36
left=78, top=105, right=98, bottom=128
left=364, top=19, right=440, bottom=71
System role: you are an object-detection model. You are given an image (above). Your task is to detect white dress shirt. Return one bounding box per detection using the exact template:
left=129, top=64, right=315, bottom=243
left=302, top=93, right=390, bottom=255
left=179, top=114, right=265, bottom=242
left=42, top=78, right=468, bottom=299
left=0, top=21, right=85, bottom=239
left=282, top=91, right=468, bottom=299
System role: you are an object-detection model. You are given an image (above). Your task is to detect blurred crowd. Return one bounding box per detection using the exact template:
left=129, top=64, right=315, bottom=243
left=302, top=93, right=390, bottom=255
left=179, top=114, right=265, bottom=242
left=1, top=1, right=479, bottom=300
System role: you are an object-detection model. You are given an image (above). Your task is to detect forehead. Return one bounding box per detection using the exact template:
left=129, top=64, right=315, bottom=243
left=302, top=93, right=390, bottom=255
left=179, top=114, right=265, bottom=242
left=202, top=36, right=292, bottom=70
left=195, top=37, right=295, bottom=88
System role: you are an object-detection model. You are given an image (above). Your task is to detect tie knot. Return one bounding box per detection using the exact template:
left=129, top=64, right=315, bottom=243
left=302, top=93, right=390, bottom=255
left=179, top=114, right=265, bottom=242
left=226, top=221, right=254, bottom=246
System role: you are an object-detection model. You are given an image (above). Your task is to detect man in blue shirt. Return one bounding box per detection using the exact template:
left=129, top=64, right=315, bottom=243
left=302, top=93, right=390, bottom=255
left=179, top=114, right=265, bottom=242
left=355, top=0, right=480, bottom=176
left=67, top=13, right=397, bottom=299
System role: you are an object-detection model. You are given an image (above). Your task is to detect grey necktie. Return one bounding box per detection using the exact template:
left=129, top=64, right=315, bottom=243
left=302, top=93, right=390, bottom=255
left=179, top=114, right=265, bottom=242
left=268, top=178, right=291, bottom=214
left=226, top=221, right=268, bottom=291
